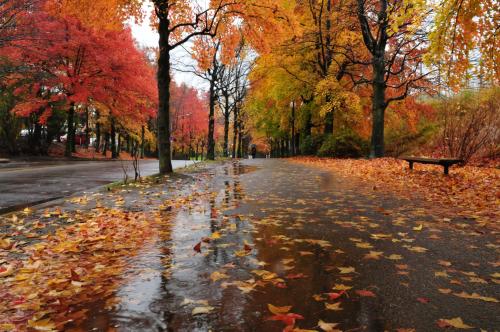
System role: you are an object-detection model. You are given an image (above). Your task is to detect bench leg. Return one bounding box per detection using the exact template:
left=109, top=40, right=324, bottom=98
left=444, top=165, right=449, bottom=175
left=409, top=161, right=413, bottom=170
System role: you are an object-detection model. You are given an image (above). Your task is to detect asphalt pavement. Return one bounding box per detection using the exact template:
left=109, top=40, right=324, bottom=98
left=0, top=159, right=194, bottom=213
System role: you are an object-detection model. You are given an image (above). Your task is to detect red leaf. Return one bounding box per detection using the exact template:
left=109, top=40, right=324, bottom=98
left=327, top=291, right=345, bottom=300
left=193, top=242, right=201, bottom=253
left=417, top=297, right=430, bottom=303
left=355, top=290, right=376, bottom=297
left=70, top=269, right=81, bottom=281
left=285, top=273, right=307, bottom=279
left=267, top=313, right=304, bottom=326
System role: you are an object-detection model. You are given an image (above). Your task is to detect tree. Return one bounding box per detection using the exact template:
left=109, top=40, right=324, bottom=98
left=216, top=37, right=252, bottom=158
left=152, top=0, right=234, bottom=172
left=0, top=0, right=40, bottom=48
left=355, top=0, right=430, bottom=157
left=6, top=12, right=157, bottom=157
left=427, top=0, right=499, bottom=89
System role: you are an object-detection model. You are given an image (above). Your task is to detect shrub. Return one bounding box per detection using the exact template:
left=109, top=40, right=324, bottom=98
left=299, top=134, right=324, bottom=155
left=436, top=87, right=500, bottom=163
left=385, top=124, right=437, bottom=157
left=317, top=130, right=368, bottom=158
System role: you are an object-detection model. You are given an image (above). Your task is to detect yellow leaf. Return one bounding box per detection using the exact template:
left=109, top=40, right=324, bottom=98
left=211, top=232, right=221, bottom=240
left=325, top=302, right=342, bottom=311
left=0, top=238, right=12, bottom=250
left=318, top=320, right=339, bottom=332
left=413, top=224, right=423, bottom=231
left=268, top=303, right=292, bottom=314
left=437, top=317, right=474, bottom=329
left=434, top=271, right=450, bottom=278
left=27, top=318, right=56, bottom=331
left=453, top=291, right=498, bottom=303
left=364, top=251, right=384, bottom=260
left=407, top=246, right=427, bottom=253
left=332, top=284, right=352, bottom=291
left=338, top=266, right=355, bottom=274
left=192, top=306, right=214, bottom=315
left=210, top=271, right=229, bottom=282
left=234, top=250, right=251, bottom=257
left=356, top=242, right=373, bottom=249
left=313, top=294, right=325, bottom=301
left=438, top=288, right=452, bottom=294
left=387, top=254, right=403, bottom=260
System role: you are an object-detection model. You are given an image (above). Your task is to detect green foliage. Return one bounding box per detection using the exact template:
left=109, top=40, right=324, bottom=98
left=299, top=134, right=324, bottom=155
left=317, top=130, right=368, bottom=158
left=0, top=85, right=22, bottom=155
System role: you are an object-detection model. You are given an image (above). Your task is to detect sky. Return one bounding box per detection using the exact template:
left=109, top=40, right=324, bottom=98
left=128, top=4, right=208, bottom=90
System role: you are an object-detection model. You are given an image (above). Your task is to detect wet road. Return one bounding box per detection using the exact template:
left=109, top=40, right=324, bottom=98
left=0, top=159, right=194, bottom=213
left=67, top=159, right=499, bottom=331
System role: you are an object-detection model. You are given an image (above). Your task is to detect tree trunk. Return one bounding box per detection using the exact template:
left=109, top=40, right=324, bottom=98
left=85, top=107, right=90, bottom=148
left=157, top=17, right=173, bottom=173
left=111, top=119, right=117, bottom=159
left=324, top=110, right=334, bottom=134
left=291, top=101, right=295, bottom=155
left=65, top=104, right=74, bottom=157
left=117, top=133, right=121, bottom=158
left=102, top=132, right=109, bottom=156
left=237, top=124, right=243, bottom=158
left=140, top=126, right=145, bottom=159
left=304, top=107, right=312, bottom=137
left=207, top=78, right=216, bottom=160
left=95, top=121, right=101, bottom=153
left=232, top=109, right=238, bottom=158
left=370, top=56, right=387, bottom=158
left=223, top=113, right=230, bottom=158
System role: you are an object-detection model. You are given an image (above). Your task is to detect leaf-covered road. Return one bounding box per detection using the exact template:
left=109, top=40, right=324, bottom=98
left=1, top=159, right=498, bottom=331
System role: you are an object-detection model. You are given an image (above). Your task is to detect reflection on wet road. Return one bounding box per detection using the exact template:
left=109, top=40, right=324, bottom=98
left=74, top=159, right=499, bottom=331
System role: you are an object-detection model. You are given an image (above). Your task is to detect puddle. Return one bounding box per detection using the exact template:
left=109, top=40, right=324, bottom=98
left=63, top=161, right=374, bottom=331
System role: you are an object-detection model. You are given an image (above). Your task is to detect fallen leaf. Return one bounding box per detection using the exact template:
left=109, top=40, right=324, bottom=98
left=364, top=251, right=384, bottom=260
left=268, top=303, right=292, bottom=315
left=192, top=306, right=215, bottom=315
left=338, top=266, right=355, bottom=274
left=27, top=318, right=56, bottom=331
left=438, top=288, right=452, bottom=294
left=0, top=264, right=14, bottom=278
left=332, top=284, right=352, bottom=291
left=267, top=313, right=304, bottom=326
left=210, top=271, right=229, bottom=282
left=356, top=242, right=373, bottom=249
left=318, top=319, right=339, bottom=332
left=437, top=317, right=474, bottom=329
left=355, top=290, right=376, bottom=297
left=326, top=291, right=345, bottom=300
left=454, top=291, right=498, bottom=303
left=325, top=302, right=342, bottom=311
left=193, top=242, right=201, bottom=253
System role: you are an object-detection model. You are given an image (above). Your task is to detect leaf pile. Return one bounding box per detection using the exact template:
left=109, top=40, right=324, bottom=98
left=292, top=157, right=499, bottom=228
left=0, top=208, right=159, bottom=331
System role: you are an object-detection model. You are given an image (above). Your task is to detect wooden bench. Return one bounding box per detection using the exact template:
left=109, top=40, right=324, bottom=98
left=401, top=157, right=463, bottom=175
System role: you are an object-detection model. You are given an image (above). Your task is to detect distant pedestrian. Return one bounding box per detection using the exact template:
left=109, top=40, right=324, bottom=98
left=251, top=144, right=257, bottom=159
